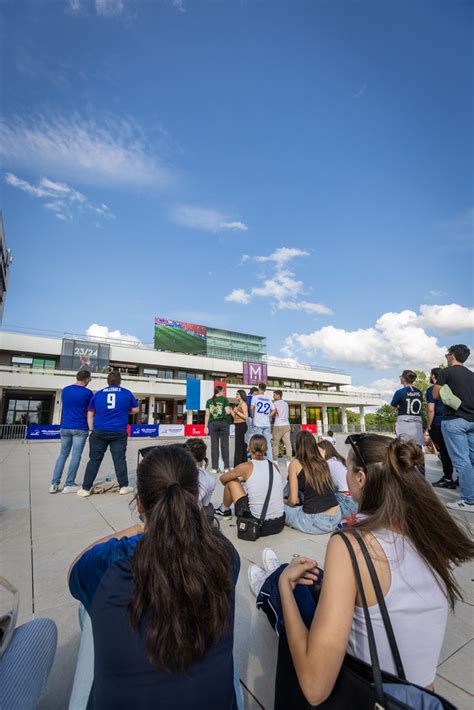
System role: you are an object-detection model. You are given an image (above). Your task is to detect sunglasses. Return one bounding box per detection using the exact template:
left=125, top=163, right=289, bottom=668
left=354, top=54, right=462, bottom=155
left=344, top=434, right=369, bottom=470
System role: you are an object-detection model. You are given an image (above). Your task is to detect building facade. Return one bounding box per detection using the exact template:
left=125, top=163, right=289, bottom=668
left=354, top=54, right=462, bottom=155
left=0, top=329, right=381, bottom=434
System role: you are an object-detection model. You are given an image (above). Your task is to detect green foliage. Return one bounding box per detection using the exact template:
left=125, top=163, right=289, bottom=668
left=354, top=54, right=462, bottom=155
left=365, top=403, right=397, bottom=432
left=413, top=369, right=430, bottom=427
left=346, top=410, right=360, bottom=424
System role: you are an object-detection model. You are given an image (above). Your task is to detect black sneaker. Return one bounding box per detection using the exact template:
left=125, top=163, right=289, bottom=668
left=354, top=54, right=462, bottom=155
left=214, top=505, right=232, bottom=517
left=432, top=478, right=456, bottom=489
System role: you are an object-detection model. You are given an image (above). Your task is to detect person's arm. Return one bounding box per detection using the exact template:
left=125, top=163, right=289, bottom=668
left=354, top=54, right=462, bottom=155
left=220, top=461, right=252, bottom=485
left=131, top=406, right=140, bottom=415
left=68, top=524, right=143, bottom=581
left=426, top=403, right=435, bottom=429
left=278, top=535, right=357, bottom=706
left=390, top=390, right=400, bottom=412
left=285, top=461, right=300, bottom=505
left=204, top=407, right=210, bottom=434
left=432, top=384, right=441, bottom=400
left=87, top=411, right=94, bottom=432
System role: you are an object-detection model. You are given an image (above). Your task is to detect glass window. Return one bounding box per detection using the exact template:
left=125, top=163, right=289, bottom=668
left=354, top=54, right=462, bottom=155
left=327, top=407, right=342, bottom=426
left=144, top=368, right=158, bottom=376
left=289, top=405, right=301, bottom=424
left=306, top=406, right=321, bottom=424
left=12, top=356, right=33, bottom=365
left=176, top=371, right=187, bottom=380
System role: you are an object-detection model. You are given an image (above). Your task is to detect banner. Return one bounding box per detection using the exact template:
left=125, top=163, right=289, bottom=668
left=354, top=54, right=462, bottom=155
left=26, top=425, right=61, bottom=440
left=184, top=424, right=206, bottom=437
left=186, top=379, right=215, bottom=411
left=154, top=317, right=207, bottom=354
left=301, top=424, right=317, bottom=434
left=243, top=361, right=267, bottom=385
left=130, top=425, right=159, bottom=438
left=158, top=424, right=185, bottom=437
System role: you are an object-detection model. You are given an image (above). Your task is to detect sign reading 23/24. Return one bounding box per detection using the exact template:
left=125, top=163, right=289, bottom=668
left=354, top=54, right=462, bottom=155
left=74, top=346, right=98, bottom=357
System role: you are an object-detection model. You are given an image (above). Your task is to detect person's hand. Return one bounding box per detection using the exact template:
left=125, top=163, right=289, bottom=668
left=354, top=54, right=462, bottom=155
left=204, top=426, right=209, bottom=435
left=279, top=556, right=320, bottom=591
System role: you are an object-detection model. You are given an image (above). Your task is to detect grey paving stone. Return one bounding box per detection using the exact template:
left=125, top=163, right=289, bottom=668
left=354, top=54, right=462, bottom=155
left=434, top=675, right=474, bottom=710
left=437, top=639, right=474, bottom=696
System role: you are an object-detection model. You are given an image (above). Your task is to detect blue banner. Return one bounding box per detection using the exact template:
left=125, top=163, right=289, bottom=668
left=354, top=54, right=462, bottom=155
left=26, top=425, right=61, bottom=440
left=130, top=424, right=159, bottom=438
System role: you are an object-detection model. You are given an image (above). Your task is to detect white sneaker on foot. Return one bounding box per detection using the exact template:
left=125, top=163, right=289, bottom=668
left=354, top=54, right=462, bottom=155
left=262, top=548, right=280, bottom=574
left=49, top=484, right=59, bottom=494
left=446, top=500, right=474, bottom=513
left=210, top=468, right=219, bottom=474
left=119, top=486, right=134, bottom=495
left=62, top=485, right=80, bottom=494
left=77, top=488, right=91, bottom=497
left=248, top=565, right=268, bottom=597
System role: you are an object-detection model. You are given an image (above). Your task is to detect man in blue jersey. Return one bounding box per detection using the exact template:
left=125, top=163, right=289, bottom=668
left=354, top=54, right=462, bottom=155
left=50, top=370, right=93, bottom=494
left=78, top=372, right=139, bottom=497
left=391, top=369, right=425, bottom=474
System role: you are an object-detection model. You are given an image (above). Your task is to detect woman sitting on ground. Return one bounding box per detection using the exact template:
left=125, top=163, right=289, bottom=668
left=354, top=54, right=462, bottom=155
left=68, top=445, right=242, bottom=710
left=318, top=439, right=358, bottom=517
left=216, top=434, right=285, bottom=536
left=284, top=430, right=341, bottom=534
left=185, top=437, right=216, bottom=515
left=248, top=435, right=474, bottom=705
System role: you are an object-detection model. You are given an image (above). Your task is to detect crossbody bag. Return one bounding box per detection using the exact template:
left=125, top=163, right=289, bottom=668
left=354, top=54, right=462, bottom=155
left=237, top=460, right=274, bottom=541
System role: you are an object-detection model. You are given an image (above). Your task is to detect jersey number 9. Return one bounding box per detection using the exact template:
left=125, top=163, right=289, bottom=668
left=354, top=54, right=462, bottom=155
left=107, top=393, right=116, bottom=409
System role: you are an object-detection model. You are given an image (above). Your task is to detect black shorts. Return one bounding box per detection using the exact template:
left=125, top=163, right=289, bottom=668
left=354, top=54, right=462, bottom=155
left=234, top=495, right=285, bottom=537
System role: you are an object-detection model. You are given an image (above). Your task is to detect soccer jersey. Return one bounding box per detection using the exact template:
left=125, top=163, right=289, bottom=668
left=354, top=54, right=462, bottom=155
left=391, top=386, right=423, bottom=417
left=251, top=394, right=275, bottom=427
left=88, top=387, right=139, bottom=431
left=61, top=384, right=93, bottom=430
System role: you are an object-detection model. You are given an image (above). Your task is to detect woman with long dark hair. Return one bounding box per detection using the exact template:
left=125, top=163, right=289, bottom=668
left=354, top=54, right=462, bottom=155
left=284, top=430, right=341, bottom=533
left=318, top=439, right=358, bottom=517
left=68, top=445, right=241, bottom=709
left=248, top=435, right=474, bottom=705
left=231, top=389, right=248, bottom=467
left=204, top=385, right=231, bottom=473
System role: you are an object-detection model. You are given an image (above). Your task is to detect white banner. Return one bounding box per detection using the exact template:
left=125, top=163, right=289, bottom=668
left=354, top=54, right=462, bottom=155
left=230, top=424, right=235, bottom=437
left=158, top=424, right=185, bottom=437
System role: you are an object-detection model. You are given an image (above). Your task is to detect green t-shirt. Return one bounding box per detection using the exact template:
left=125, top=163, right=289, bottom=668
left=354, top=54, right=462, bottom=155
left=206, top=396, right=230, bottom=422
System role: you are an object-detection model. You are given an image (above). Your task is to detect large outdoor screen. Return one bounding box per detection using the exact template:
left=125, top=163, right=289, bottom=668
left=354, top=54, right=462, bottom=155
left=154, top=317, right=208, bottom=355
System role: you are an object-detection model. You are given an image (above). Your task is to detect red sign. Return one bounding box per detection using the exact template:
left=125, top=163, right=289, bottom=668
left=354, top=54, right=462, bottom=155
left=184, top=424, right=206, bottom=437
left=301, top=424, right=317, bottom=434
left=214, top=381, right=227, bottom=396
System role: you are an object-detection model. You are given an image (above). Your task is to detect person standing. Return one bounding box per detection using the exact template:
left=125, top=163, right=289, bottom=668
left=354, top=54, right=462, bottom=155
left=250, top=383, right=275, bottom=462
left=204, top=386, right=231, bottom=473
left=427, top=368, right=455, bottom=489
left=271, top=390, right=292, bottom=461
left=433, top=344, right=474, bottom=513
left=245, top=387, right=258, bottom=446
left=231, top=390, right=248, bottom=467
left=390, top=369, right=425, bottom=474
left=78, top=372, right=139, bottom=497
left=50, top=370, right=93, bottom=494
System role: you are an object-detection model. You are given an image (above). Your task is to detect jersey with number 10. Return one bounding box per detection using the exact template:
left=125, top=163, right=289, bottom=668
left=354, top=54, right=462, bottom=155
left=88, top=386, right=139, bottom=431
left=390, top=386, right=423, bottom=417
left=251, top=394, right=275, bottom=427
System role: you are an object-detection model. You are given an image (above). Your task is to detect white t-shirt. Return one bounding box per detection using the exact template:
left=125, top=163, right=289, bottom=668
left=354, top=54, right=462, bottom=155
left=327, top=457, right=348, bottom=492
left=198, top=467, right=216, bottom=507
left=246, top=459, right=284, bottom=519
left=251, top=394, right=275, bottom=428
left=273, top=399, right=289, bottom=426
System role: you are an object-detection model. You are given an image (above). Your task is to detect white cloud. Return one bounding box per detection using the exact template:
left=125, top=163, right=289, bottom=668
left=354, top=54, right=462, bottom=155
left=225, top=288, right=251, bottom=304
left=0, top=114, right=174, bottom=189
left=172, top=0, right=186, bottom=11
left=266, top=354, right=307, bottom=367
left=95, top=0, right=124, bottom=16
left=284, top=307, right=449, bottom=370
left=224, top=246, right=331, bottom=317
left=86, top=323, right=140, bottom=344
left=170, top=204, right=248, bottom=232
left=343, top=378, right=400, bottom=402
left=419, top=304, right=474, bottom=334
left=5, top=172, right=115, bottom=223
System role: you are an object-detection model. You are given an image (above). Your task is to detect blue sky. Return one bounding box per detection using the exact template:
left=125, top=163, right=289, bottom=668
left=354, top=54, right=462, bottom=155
left=1, top=0, right=473, bottom=396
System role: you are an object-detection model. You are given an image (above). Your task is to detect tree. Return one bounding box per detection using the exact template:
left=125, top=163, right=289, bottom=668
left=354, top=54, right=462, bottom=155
left=413, top=369, right=430, bottom=428
left=365, top=403, right=397, bottom=432
left=346, top=410, right=360, bottom=425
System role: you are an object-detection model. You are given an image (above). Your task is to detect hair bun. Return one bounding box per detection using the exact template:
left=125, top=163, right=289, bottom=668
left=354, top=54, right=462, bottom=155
left=386, top=437, right=424, bottom=474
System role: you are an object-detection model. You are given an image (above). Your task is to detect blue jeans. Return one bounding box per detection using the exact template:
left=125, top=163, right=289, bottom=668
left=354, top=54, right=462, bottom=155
left=69, top=606, right=245, bottom=710
left=253, top=426, right=273, bottom=461
left=335, top=491, right=359, bottom=517
left=284, top=504, right=341, bottom=534
left=52, top=430, right=89, bottom=486
left=442, top=418, right=474, bottom=504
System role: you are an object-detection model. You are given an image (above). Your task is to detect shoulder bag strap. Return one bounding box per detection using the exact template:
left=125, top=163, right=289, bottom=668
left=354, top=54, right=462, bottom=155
left=351, top=530, right=406, bottom=680
left=257, top=460, right=274, bottom=527
left=335, top=532, right=385, bottom=707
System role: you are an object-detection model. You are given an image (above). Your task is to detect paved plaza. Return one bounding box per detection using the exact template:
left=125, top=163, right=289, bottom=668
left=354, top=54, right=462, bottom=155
left=1, top=437, right=473, bottom=709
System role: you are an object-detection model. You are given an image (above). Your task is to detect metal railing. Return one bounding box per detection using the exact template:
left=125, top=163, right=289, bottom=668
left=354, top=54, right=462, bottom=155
left=0, top=424, right=27, bottom=440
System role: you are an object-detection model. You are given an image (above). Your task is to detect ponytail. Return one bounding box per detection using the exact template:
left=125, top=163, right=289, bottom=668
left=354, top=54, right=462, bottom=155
left=212, top=386, right=223, bottom=406
left=129, top=446, right=233, bottom=671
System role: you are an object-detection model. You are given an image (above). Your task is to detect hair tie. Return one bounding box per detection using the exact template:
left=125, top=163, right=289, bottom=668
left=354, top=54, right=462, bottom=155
left=167, top=481, right=181, bottom=491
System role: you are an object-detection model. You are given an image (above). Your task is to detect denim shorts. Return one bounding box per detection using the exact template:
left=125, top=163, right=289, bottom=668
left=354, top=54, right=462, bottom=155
left=283, top=504, right=341, bottom=534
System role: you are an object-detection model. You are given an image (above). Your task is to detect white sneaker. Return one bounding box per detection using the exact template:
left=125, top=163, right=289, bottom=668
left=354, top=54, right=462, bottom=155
left=62, top=485, right=80, bottom=494
left=77, top=488, right=91, bottom=497
left=119, top=486, right=134, bottom=495
left=446, top=500, right=474, bottom=513
left=49, top=484, right=59, bottom=494
left=223, top=468, right=230, bottom=473
left=262, top=548, right=280, bottom=574
left=248, top=565, right=268, bottom=597
left=210, top=468, right=219, bottom=474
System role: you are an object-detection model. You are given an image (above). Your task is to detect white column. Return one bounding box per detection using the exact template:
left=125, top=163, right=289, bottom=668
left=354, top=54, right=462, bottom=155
left=186, top=409, right=193, bottom=425
left=52, top=390, right=62, bottom=425
left=147, top=396, right=155, bottom=424
left=341, top=406, right=348, bottom=432
left=321, top=405, right=328, bottom=433
left=301, top=403, right=307, bottom=425
left=359, top=406, right=366, bottom=433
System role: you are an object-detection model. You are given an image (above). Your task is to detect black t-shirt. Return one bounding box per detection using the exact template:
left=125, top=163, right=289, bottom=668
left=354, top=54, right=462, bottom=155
left=436, top=365, right=474, bottom=421
left=69, top=534, right=240, bottom=709
left=297, top=470, right=338, bottom=514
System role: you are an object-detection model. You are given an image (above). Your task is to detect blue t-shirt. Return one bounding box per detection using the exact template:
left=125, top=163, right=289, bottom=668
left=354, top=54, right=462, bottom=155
left=61, top=384, right=93, bottom=430
left=69, top=534, right=240, bottom=710
left=88, top=386, right=139, bottom=431
left=391, top=386, right=423, bottom=417
left=426, top=385, right=444, bottom=426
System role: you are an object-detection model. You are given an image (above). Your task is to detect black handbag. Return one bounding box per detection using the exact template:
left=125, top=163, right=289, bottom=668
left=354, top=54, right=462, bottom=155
left=274, top=529, right=456, bottom=710
left=237, top=461, right=274, bottom=541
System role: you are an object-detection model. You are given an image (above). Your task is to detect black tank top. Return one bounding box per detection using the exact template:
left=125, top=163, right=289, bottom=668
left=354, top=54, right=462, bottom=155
left=297, top=470, right=338, bottom=514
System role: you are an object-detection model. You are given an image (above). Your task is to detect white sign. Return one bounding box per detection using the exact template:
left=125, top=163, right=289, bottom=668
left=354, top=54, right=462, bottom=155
left=230, top=425, right=235, bottom=437
left=158, top=424, right=185, bottom=437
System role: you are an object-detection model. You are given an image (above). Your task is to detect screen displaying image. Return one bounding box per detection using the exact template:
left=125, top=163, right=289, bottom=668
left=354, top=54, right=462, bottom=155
left=154, top=317, right=207, bottom=355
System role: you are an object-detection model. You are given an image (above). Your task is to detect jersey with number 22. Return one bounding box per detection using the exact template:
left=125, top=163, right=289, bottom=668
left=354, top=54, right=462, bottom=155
left=251, top=395, right=275, bottom=427
left=88, top=386, right=139, bottom=431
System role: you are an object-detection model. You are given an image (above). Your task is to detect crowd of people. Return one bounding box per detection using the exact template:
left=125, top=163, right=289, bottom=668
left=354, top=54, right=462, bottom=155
left=8, top=342, right=472, bottom=709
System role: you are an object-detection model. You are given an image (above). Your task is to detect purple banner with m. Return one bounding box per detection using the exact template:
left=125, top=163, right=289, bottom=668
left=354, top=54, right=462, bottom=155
left=243, top=361, right=267, bottom=385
